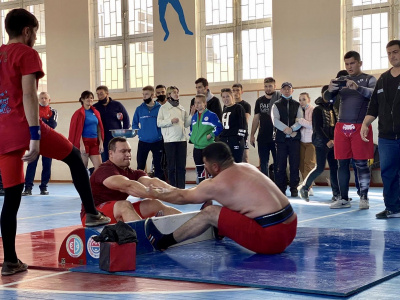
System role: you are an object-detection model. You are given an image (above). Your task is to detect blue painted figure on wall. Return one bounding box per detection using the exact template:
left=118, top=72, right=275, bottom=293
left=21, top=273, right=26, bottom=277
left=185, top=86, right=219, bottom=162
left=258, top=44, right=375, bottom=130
left=159, top=0, right=193, bottom=41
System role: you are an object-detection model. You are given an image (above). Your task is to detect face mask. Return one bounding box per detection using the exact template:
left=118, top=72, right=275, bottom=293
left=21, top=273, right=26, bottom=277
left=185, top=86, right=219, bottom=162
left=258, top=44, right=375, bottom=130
left=304, top=104, right=309, bottom=109
left=143, top=97, right=152, bottom=104
left=39, top=102, right=49, bottom=107
left=156, top=94, right=166, bottom=103
left=282, top=94, right=291, bottom=99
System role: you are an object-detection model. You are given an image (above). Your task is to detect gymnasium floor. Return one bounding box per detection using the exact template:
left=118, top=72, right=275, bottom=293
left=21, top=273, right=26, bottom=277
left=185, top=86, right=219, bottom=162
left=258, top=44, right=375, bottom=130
left=0, top=183, right=399, bottom=300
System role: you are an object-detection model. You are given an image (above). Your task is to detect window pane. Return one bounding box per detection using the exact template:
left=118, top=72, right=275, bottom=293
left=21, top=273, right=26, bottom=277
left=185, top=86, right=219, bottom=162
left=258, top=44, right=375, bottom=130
left=128, top=0, right=153, bottom=35
left=99, top=44, right=124, bottom=89
left=1, top=8, right=12, bottom=44
left=351, top=13, right=388, bottom=70
left=27, top=4, right=46, bottom=46
left=352, top=0, right=388, bottom=6
left=206, top=32, right=234, bottom=82
left=205, top=0, right=233, bottom=26
left=241, top=0, right=271, bottom=21
left=37, top=52, right=47, bottom=93
left=129, top=41, right=154, bottom=88
left=97, top=0, right=122, bottom=38
left=242, top=27, right=272, bottom=80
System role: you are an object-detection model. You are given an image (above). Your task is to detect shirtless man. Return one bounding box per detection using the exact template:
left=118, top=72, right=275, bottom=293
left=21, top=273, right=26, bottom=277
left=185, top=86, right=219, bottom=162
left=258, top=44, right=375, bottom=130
left=80, top=137, right=181, bottom=225
left=145, top=142, right=297, bottom=254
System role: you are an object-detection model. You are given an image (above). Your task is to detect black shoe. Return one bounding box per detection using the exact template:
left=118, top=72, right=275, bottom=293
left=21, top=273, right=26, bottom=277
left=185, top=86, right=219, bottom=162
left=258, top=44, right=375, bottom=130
left=291, top=191, right=298, bottom=198
left=1, top=259, right=28, bottom=276
left=85, top=212, right=111, bottom=227
left=22, top=189, right=32, bottom=196
left=145, top=218, right=164, bottom=251
left=0, top=189, right=4, bottom=196
left=376, top=209, right=400, bottom=219
left=40, top=189, right=49, bottom=195
left=297, top=185, right=309, bottom=201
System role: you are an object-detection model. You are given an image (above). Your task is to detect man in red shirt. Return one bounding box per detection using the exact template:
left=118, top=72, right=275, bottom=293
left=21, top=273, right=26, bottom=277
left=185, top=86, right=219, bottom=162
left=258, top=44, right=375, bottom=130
left=81, top=137, right=181, bottom=225
left=0, top=9, right=110, bottom=276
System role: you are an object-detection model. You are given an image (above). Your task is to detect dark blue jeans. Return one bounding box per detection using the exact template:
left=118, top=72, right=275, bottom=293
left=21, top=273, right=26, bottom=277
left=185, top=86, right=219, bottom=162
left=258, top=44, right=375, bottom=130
left=304, top=146, right=339, bottom=197
left=137, top=140, right=165, bottom=180
left=257, top=141, right=276, bottom=178
left=275, top=139, right=300, bottom=193
left=25, top=155, right=52, bottom=190
left=379, top=137, right=400, bottom=212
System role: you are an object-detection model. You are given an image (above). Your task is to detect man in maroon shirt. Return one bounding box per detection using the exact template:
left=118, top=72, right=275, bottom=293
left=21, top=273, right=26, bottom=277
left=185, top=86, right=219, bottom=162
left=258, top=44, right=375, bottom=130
left=81, top=137, right=181, bottom=225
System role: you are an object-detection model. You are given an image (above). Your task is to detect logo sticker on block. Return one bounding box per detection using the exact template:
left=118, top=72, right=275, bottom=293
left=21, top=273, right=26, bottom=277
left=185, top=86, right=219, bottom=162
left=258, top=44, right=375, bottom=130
left=87, top=235, right=100, bottom=259
left=66, top=234, right=83, bottom=258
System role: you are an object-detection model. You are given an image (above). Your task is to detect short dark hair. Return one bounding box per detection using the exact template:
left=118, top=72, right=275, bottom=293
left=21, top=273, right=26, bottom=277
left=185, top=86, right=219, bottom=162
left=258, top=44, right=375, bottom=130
left=232, top=83, right=243, bottom=90
left=202, top=142, right=234, bottom=167
left=96, top=85, right=109, bottom=93
left=155, top=84, right=166, bottom=90
left=336, top=70, right=349, bottom=78
left=321, top=85, right=329, bottom=95
left=344, top=51, right=361, bottom=62
left=195, top=77, right=209, bottom=88
left=264, top=77, right=276, bottom=84
left=386, top=40, right=400, bottom=49
left=79, top=90, right=94, bottom=105
left=5, top=8, right=39, bottom=39
left=108, top=137, right=127, bottom=151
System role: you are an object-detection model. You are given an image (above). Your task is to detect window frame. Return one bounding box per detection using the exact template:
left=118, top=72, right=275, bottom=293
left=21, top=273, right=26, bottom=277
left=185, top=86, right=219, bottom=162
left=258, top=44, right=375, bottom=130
left=344, top=0, right=397, bottom=74
left=93, top=0, right=154, bottom=93
left=199, top=0, right=273, bottom=85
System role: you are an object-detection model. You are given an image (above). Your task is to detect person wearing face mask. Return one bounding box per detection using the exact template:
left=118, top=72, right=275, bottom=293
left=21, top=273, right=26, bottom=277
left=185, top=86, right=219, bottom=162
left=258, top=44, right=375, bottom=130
left=157, top=86, right=192, bottom=188
left=93, top=85, right=130, bottom=162
left=132, top=86, right=164, bottom=180
left=296, top=92, right=315, bottom=194
left=21, top=92, right=58, bottom=196
left=155, top=84, right=168, bottom=105
left=272, top=82, right=303, bottom=197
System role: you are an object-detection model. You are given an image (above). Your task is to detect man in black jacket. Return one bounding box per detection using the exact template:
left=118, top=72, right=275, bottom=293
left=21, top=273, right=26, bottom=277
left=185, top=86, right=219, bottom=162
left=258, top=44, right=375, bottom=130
left=272, top=82, right=302, bottom=197
left=190, top=77, right=222, bottom=121
left=361, top=40, right=400, bottom=219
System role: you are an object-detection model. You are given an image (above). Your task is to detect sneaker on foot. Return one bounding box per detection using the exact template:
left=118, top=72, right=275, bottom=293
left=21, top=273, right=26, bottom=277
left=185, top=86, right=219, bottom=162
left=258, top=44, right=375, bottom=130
left=330, top=198, right=351, bottom=209
left=331, top=195, right=339, bottom=202
left=1, top=259, right=28, bottom=276
left=145, top=218, right=164, bottom=250
left=85, top=212, right=111, bottom=227
left=21, top=189, right=32, bottom=196
left=376, top=209, right=400, bottom=219
left=297, top=185, right=309, bottom=202
left=359, top=195, right=369, bottom=210
left=291, top=190, right=298, bottom=197
left=40, top=189, right=49, bottom=195
left=309, top=188, right=314, bottom=196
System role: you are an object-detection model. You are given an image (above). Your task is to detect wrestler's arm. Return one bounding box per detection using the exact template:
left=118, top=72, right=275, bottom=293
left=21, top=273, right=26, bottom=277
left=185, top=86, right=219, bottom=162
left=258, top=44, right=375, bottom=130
left=103, top=175, right=149, bottom=198
left=146, top=179, right=216, bottom=205
left=137, top=176, right=174, bottom=189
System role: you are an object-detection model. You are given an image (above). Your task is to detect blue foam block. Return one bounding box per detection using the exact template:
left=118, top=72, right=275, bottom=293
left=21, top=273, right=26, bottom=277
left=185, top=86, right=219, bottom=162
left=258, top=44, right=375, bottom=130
left=71, top=227, right=400, bottom=297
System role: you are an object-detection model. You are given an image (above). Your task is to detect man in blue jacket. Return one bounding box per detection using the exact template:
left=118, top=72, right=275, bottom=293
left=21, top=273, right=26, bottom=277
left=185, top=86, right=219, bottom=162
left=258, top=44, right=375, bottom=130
left=132, top=86, right=165, bottom=180
left=94, top=86, right=130, bottom=162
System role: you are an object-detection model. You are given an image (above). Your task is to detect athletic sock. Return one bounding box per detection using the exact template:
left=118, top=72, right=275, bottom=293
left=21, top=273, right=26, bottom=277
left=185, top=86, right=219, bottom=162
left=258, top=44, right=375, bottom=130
left=1, top=183, right=24, bottom=263
left=62, top=146, right=97, bottom=215
left=158, top=233, right=177, bottom=250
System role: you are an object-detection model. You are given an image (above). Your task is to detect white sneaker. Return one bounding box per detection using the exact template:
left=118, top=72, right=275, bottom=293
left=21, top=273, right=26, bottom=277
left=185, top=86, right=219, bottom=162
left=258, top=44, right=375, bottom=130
left=330, top=198, right=351, bottom=209
left=359, top=196, right=369, bottom=210
left=309, top=188, right=314, bottom=196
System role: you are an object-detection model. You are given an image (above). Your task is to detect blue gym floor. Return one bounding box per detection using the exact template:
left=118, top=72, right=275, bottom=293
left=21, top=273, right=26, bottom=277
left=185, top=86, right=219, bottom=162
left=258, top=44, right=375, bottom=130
left=0, top=183, right=400, bottom=299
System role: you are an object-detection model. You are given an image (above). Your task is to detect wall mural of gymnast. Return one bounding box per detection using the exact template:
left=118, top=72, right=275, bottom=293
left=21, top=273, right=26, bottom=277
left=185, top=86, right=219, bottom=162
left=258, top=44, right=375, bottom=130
left=159, top=0, right=193, bottom=41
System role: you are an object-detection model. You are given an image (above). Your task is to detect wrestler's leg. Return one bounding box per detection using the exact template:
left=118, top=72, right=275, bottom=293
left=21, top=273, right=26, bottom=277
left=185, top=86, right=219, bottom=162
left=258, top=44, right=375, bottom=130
left=146, top=205, right=220, bottom=250
left=113, top=200, right=142, bottom=222
left=139, top=199, right=181, bottom=218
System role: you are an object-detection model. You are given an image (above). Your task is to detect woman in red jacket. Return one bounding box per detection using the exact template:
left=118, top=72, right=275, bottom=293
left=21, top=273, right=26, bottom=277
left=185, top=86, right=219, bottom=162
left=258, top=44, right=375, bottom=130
left=69, top=91, right=104, bottom=171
